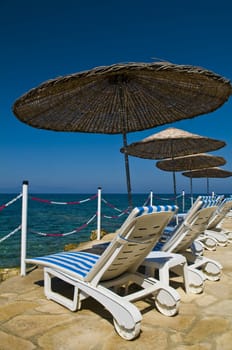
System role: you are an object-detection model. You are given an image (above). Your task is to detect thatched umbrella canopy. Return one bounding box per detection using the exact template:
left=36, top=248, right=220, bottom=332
left=121, top=127, right=226, bottom=200
left=12, top=61, right=232, bottom=208
left=182, top=167, right=232, bottom=194
left=156, top=153, right=226, bottom=172
left=156, top=153, right=226, bottom=202
left=121, top=127, right=226, bottom=159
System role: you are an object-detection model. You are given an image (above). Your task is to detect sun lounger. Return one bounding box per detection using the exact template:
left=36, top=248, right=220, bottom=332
left=173, top=195, right=225, bottom=251
left=25, top=204, right=180, bottom=340
left=148, top=197, right=223, bottom=281
left=202, top=197, right=232, bottom=245
left=141, top=197, right=206, bottom=294
left=92, top=200, right=206, bottom=295
left=178, top=195, right=224, bottom=252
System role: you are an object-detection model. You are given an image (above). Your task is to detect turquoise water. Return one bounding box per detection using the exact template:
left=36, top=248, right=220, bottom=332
left=0, top=192, right=199, bottom=268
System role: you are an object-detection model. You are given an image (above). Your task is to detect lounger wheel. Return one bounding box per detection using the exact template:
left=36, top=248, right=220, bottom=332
left=189, top=284, right=204, bottom=294
left=188, top=278, right=204, bottom=294
left=186, top=268, right=204, bottom=294
left=202, top=263, right=221, bottom=281
left=227, top=232, right=232, bottom=241
left=155, top=289, right=179, bottom=317
left=202, top=237, right=217, bottom=251
left=191, top=240, right=204, bottom=255
left=113, top=318, right=141, bottom=340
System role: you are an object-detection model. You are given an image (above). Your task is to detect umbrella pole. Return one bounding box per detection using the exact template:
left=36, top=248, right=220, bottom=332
left=172, top=170, right=177, bottom=205
left=122, top=133, right=133, bottom=210
left=190, top=177, right=193, bottom=206
left=171, top=144, right=177, bottom=205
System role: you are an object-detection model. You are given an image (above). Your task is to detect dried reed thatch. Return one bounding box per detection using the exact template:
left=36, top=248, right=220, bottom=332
left=12, top=61, right=232, bottom=133
left=183, top=167, right=232, bottom=178
left=156, top=153, right=226, bottom=172
left=121, top=127, right=226, bottom=159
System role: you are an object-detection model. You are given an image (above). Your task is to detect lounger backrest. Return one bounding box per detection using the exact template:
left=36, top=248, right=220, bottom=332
left=201, top=195, right=224, bottom=208
left=182, top=196, right=203, bottom=223
left=163, top=205, right=217, bottom=253
left=207, top=198, right=232, bottom=230
left=116, top=205, right=177, bottom=233
left=87, top=205, right=178, bottom=284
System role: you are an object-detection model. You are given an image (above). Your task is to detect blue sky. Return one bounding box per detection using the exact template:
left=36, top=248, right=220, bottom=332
left=1, top=0, right=232, bottom=195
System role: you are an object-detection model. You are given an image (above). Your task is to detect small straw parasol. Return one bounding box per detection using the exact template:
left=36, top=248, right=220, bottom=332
left=121, top=127, right=226, bottom=200
left=182, top=167, right=232, bottom=194
left=156, top=153, right=226, bottom=203
left=12, top=62, right=232, bottom=208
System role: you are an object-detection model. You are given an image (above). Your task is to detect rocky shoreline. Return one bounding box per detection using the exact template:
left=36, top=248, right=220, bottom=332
left=0, top=267, right=20, bottom=282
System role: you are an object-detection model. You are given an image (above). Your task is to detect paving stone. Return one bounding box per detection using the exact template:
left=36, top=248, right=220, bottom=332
left=0, top=301, right=38, bottom=322
left=38, top=318, right=113, bottom=350
left=35, top=300, right=72, bottom=314
left=184, top=316, right=230, bottom=344
left=0, top=292, right=18, bottom=299
left=38, top=316, right=168, bottom=350
left=173, top=343, right=212, bottom=350
left=3, top=314, right=74, bottom=338
left=0, top=330, right=36, bottom=350
left=194, top=294, right=217, bottom=307
left=135, top=327, right=168, bottom=350
left=177, top=301, right=199, bottom=315
left=204, top=300, right=232, bottom=316
left=216, top=330, right=232, bottom=350
left=143, top=312, right=196, bottom=332
left=205, top=281, right=232, bottom=299
left=16, top=288, right=44, bottom=302
left=170, top=332, right=184, bottom=344
left=0, top=297, right=10, bottom=306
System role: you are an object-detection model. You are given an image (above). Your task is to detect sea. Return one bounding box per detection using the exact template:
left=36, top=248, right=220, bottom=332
left=0, top=192, right=214, bottom=268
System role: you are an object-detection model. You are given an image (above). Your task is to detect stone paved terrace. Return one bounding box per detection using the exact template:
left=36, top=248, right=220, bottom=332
left=0, top=216, right=232, bottom=349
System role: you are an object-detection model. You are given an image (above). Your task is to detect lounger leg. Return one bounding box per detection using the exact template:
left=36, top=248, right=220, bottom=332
left=183, top=253, right=222, bottom=281
left=142, top=253, right=203, bottom=295
left=44, top=267, right=81, bottom=311
left=103, top=272, right=180, bottom=317
left=169, top=263, right=190, bottom=294
left=44, top=268, right=142, bottom=340
left=129, top=274, right=181, bottom=317
left=143, top=263, right=172, bottom=288
left=197, top=235, right=218, bottom=250
left=204, top=230, right=228, bottom=247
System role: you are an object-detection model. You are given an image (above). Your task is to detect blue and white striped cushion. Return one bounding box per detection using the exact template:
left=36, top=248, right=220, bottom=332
left=201, top=197, right=219, bottom=208
left=153, top=241, right=165, bottom=251
left=201, top=195, right=224, bottom=208
left=27, top=251, right=100, bottom=278
left=135, top=205, right=178, bottom=215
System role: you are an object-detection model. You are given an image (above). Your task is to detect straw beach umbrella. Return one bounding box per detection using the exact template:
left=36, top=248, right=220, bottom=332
left=121, top=127, right=226, bottom=200
left=182, top=167, right=232, bottom=194
left=12, top=61, right=231, bottom=208
left=156, top=153, right=226, bottom=203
